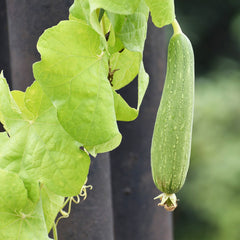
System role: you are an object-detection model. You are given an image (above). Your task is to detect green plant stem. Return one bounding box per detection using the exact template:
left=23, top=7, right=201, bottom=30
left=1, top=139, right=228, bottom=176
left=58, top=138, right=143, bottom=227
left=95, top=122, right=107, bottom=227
left=52, top=222, right=58, bottom=240
left=172, top=19, right=182, bottom=35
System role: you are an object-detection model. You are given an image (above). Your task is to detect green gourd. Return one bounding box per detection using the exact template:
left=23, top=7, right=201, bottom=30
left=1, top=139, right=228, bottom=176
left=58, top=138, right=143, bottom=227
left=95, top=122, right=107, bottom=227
left=151, top=19, right=194, bottom=211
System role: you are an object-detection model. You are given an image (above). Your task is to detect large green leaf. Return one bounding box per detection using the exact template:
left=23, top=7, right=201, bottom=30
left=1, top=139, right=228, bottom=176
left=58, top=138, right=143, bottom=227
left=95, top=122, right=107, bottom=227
left=33, top=20, right=121, bottom=156
left=145, top=0, right=175, bottom=28
left=0, top=75, right=90, bottom=197
left=0, top=169, right=50, bottom=240
left=107, top=0, right=149, bottom=53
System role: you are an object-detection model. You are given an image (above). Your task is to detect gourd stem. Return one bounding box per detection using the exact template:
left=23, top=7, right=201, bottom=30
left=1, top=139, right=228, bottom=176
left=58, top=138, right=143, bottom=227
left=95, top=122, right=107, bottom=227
left=172, top=19, right=182, bottom=36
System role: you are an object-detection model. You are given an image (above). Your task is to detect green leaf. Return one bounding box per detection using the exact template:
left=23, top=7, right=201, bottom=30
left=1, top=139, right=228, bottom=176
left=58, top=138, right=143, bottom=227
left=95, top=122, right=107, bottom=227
left=33, top=20, right=122, bottom=156
left=11, top=90, right=34, bottom=120
left=0, top=169, right=50, bottom=240
left=69, top=0, right=101, bottom=41
left=0, top=76, right=90, bottom=197
left=0, top=72, right=26, bottom=135
left=0, top=131, right=9, bottom=144
left=69, top=0, right=90, bottom=24
left=41, top=185, right=64, bottom=232
left=112, top=59, right=149, bottom=117
left=107, top=0, right=149, bottom=53
left=110, top=49, right=141, bottom=90
left=145, top=0, right=175, bottom=28
left=0, top=169, right=30, bottom=212
left=112, top=90, right=138, bottom=121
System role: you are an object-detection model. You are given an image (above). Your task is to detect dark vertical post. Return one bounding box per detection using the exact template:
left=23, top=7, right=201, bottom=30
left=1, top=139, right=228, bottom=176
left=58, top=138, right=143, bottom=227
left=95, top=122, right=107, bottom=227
left=6, top=0, right=73, bottom=90
left=110, top=21, right=173, bottom=240
left=6, top=1, right=115, bottom=240
left=0, top=0, right=10, bottom=132
left=0, top=0, right=11, bottom=85
left=58, top=153, right=115, bottom=240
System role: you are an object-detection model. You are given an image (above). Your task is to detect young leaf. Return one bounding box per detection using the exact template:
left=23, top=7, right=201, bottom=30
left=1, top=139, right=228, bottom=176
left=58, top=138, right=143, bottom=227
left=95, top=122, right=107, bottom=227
left=145, top=0, right=175, bottom=28
left=0, top=169, right=50, bottom=240
left=112, top=90, right=138, bottom=121
left=107, top=0, right=149, bottom=53
left=33, top=20, right=122, bottom=156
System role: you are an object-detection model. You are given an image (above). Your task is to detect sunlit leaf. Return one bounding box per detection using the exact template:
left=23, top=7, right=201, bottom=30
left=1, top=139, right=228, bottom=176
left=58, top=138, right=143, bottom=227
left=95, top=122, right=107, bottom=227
left=33, top=20, right=122, bottom=156
left=0, top=76, right=90, bottom=197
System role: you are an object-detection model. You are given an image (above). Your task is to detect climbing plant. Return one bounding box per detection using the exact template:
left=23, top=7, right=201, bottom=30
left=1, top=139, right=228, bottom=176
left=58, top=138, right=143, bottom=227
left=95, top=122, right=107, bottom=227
left=0, top=0, right=194, bottom=239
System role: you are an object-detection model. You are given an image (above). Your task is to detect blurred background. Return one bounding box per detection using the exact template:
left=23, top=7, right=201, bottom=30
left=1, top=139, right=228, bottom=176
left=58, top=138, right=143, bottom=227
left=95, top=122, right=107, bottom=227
left=173, top=1, right=240, bottom=239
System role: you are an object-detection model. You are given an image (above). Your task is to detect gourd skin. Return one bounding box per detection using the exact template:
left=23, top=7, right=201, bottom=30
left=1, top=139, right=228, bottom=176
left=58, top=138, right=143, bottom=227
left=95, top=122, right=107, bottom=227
left=151, top=33, right=194, bottom=195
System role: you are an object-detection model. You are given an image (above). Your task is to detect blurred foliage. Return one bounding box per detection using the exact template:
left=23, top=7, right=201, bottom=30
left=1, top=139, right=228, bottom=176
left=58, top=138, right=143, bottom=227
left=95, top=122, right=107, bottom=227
left=174, top=60, right=240, bottom=240
left=175, top=0, right=240, bottom=75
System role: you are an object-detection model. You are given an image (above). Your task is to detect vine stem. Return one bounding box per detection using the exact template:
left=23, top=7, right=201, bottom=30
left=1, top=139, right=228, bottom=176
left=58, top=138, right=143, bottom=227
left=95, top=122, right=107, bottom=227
left=172, top=19, right=182, bottom=35
left=52, top=222, right=58, bottom=240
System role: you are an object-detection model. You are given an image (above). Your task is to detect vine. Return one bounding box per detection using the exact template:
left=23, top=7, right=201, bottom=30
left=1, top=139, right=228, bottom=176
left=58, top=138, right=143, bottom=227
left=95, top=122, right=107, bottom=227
left=0, top=0, right=194, bottom=239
